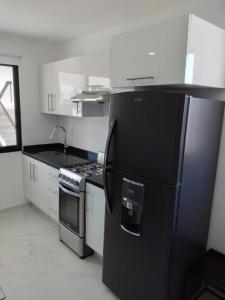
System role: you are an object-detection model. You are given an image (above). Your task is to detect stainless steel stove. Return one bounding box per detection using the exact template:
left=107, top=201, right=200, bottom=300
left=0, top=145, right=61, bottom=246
left=58, top=158, right=103, bottom=258
left=59, top=161, right=103, bottom=191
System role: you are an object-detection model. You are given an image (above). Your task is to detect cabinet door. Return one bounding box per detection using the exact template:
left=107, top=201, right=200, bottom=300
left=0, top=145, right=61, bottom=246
left=33, top=161, right=49, bottom=214
left=31, top=160, right=45, bottom=210
left=49, top=62, right=59, bottom=114
left=82, top=49, right=110, bottom=90
left=56, top=56, right=83, bottom=117
left=23, top=155, right=59, bottom=219
left=36, top=161, right=59, bottom=219
left=111, top=16, right=188, bottom=88
left=40, top=64, right=55, bottom=114
left=40, top=62, right=59, bottom=114
left=186, top=14, right=225, bottom=88
left=86, top=183, right=105, bottom=256
left=40, top=64, right=49, bottom=113
left=48, top=191, right=59, bottom=222
left=47, top=166, right=59, bottom=222
left=23, top=155, right=33, bottom=202
left=23, top=156, right=40, bottom=206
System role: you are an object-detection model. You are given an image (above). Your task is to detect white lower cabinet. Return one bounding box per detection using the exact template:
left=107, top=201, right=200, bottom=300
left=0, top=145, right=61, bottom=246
left=47, top=167, right=59, bottom=222
left=85, top=183, right=105, bottom=256
left=23, top=155, right=59, bottom=222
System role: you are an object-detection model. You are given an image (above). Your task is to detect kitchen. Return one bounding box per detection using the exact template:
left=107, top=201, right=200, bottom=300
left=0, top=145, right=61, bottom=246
left=0, top=0, right=225, bottom=300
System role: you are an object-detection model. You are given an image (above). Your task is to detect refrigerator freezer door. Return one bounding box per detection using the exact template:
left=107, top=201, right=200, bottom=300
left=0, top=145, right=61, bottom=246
left=103, top=169, right=179, bottom=300
left=107, top=91, right=188, bottom=184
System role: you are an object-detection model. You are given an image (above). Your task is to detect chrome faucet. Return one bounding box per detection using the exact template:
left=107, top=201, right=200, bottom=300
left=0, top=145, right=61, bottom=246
left=49, top=126, right=68, bottom=154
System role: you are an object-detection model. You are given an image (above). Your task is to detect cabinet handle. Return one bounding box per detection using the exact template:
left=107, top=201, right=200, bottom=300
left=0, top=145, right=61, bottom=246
left=48, top=94, right=51, bottom=111
left=126, top=76, right=154, bottom=81
left=51, top=94, right=55, bottom=111
left=50, top=188, right=57, bottom=194
left=50, top=93, right=52, bottom=111
left=32, top=164, right=36, bottom=181
left=50, top=94, right=53, bottom=111
left=53, top=94, right=56, bottom=111
left=29, top=163, right=32, bottom=180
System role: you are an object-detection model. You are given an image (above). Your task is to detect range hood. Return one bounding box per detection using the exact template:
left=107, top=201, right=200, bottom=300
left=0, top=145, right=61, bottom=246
left=70, top=86, right=110, bottom=103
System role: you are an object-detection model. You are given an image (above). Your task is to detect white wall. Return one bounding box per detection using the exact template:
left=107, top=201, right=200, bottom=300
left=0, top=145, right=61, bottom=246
left=0, top=152, right=24, bottom=209
left=59, top=0, right=225, bottom=253
left=59, top=116, right=109, bottom=152
left=0, top=32, right=63, bottom=209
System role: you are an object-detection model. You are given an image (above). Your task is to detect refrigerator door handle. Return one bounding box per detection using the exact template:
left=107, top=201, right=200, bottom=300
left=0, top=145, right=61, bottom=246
left=104, top=119, right=117, bottom=167
left=104, top=119, right=117, bottom=214
left=103, top=166, right=111, bottom=214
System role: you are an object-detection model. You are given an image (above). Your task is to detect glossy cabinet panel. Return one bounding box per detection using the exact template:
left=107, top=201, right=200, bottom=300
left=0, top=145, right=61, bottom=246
left=40, top=57, right=82, bottom=116
left=85, top=183, right=105, bottom=256
left=23, top=155, right=59, bottom=222
left=186, top=15, right=225, bottom=88
left=111, top=14, right=225, bottom=88
left=111, top=16, right=188, bottom=88
left=40, top=49, right=110, bottom=117
left=82, top=48, right=111, bottom=91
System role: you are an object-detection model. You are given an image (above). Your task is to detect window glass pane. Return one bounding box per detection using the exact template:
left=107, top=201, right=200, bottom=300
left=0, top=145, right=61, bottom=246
left=0, top=65, right=17, bottom=147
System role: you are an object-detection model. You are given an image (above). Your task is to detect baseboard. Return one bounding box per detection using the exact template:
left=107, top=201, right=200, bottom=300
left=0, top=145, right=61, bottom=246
left=29, top=201, right=59, bottom=225
left=0, top=200, right=28, bottom=212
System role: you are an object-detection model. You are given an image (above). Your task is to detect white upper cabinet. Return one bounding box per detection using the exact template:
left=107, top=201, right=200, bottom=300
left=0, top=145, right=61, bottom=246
left=110, top=14, right=225, bottom=88
left=40, top=62, right=59, bottom=114
left=40, top=56, right=82, bottom=116
left=40, top=49, right=110, bottom=117
left=82, top=48, right=111, bottom=91
left=56, top=56, right=83, bottom=116
left=186, top=15, right=225, bottom=88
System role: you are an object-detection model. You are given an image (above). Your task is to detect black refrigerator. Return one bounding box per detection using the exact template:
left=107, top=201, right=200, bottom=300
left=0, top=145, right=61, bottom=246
left=102, top=91, right=224, bottom=300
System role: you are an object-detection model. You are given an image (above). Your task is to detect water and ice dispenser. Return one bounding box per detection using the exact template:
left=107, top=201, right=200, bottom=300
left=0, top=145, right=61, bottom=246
left=121, top=178, right=145, bottom=237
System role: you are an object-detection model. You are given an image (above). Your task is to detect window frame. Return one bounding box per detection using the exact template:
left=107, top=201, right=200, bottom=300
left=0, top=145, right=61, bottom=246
left=0, top=63, right=22, bottom=153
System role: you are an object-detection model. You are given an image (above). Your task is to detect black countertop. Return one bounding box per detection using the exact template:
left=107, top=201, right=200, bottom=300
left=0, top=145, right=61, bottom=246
left=23, top=143, right=104, bottom=189
left=86, top=175, right=104, bottom=189
left=23, top=143, right=97, bottom=169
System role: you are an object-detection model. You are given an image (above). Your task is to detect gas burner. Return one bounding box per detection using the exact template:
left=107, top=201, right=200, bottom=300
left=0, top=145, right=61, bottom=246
left=70, top=162, right=103, bottom=177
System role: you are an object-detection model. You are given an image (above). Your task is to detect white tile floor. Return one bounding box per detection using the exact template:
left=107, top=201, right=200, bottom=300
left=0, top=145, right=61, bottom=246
left=0, top=204, right=118, bottom=300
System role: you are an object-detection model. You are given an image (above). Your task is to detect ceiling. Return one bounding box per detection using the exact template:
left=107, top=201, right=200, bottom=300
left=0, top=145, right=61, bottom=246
left=0, top=0, right=184, bottom=42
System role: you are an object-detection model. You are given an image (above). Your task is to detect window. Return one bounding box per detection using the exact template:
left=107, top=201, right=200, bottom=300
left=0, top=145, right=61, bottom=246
left=0, top=64, right=22, bottom=153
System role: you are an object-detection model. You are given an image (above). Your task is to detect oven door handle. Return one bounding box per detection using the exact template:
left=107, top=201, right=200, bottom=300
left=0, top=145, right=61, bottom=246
left=59, top=183, right=80, bottom=198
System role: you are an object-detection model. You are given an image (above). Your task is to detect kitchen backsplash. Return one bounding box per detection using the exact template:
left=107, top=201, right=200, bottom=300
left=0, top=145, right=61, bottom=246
left=58, top=115, right=109, bottom=153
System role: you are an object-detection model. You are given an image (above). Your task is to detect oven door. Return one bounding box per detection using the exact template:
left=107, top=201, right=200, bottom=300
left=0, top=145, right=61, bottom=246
left=59, top=183, right=84, bottom=238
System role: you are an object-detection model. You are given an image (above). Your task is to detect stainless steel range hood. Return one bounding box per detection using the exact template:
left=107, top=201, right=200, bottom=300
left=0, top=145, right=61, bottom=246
left=70, top=86, right=110, bottom=103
